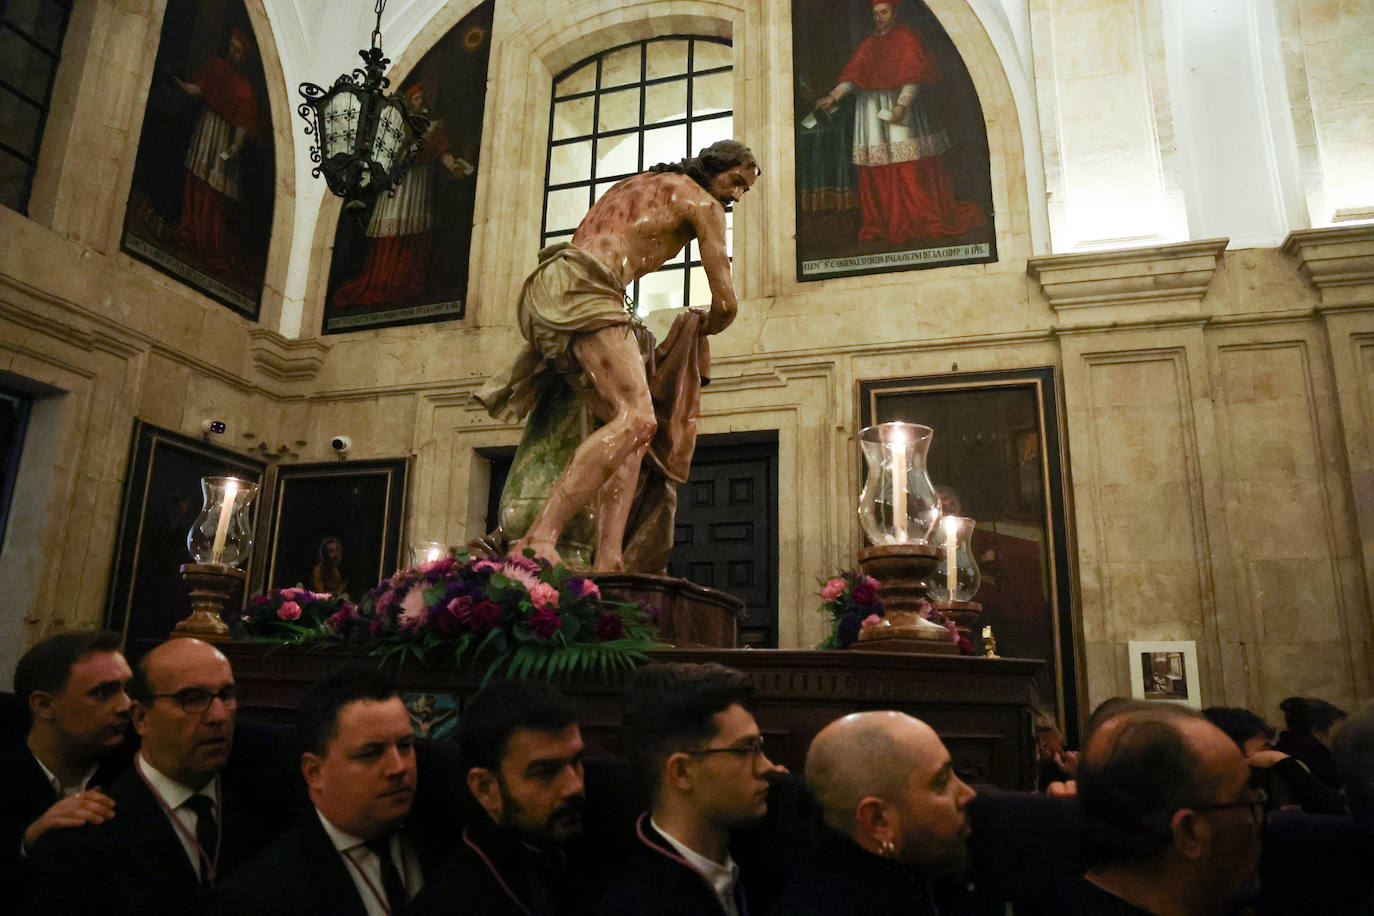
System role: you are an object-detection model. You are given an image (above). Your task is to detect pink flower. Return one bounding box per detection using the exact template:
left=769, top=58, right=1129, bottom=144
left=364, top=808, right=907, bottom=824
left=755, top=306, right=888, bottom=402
left=529, top=607, right=563, bottom=639
left=460, top=599, right=503, bottom=635
left=578, top=579, right=601, bottom=599
left=398, top=589, right=428, bottom=631
left=375, top=589, right=397, bottom=614
left=326, top=604, right=357, bottom=630
left=862, top=576, right=880, bottom=590
left=861, top=614, right=882, bottom=628
left=821, top=578, right=846, bottom=602
left=472, top=558, right=501, bottom=574
left=528, top=582, right=560, bottom=610
left=277, top=600, right=302, bottom=621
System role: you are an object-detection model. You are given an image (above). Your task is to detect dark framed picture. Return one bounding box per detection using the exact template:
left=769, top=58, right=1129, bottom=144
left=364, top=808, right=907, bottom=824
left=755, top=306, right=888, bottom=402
left=791, top=0, right=995, bottom=280
left=1129, top=641, right=1201, bottom=709
left=320, top=0, right=495, bottom=334
left=858, top=367, right=1078, bottom=735
left=105, top=420, right=266, bottom=648
left=261, top=459, right=408, bottom=600
left=121, top=0, right=274, bottom=318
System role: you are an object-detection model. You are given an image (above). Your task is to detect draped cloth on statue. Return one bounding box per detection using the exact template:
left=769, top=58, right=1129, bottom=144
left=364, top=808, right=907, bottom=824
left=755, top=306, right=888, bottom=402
left=333, top=127, right=454, bottom=307
left=176, top=59, right=258, bottom=273
left=836, top=24, right=984, bottom=243
left=474, top=247, right=708, bottom=571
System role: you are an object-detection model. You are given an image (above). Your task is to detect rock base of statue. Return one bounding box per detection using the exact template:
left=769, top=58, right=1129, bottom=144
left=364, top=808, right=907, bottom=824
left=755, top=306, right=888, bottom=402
left=594, top=573, right=746, bottom=648
left=173, top=564, right=242, bottom=642
left=854, top=543, right=957, bottom=654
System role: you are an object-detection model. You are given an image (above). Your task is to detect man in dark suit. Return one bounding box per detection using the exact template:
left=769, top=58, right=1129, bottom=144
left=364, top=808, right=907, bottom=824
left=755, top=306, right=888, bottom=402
left=2, top=631, right=133, bottom=901
left=27, top=637, right=260, bottom=916
left=212, top=667, right=442, bottom=915
left=585, top=662, right=785, bottom=916
left=411, top=678, right=588, bottom=916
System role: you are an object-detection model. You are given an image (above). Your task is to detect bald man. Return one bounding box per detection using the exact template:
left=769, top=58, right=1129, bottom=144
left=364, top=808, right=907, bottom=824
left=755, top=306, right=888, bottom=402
left=776, top=711, right=976, bottom=914
left=28, top=638, right=268, bottom=916
left=1077, top=707, right=1263, bottom=915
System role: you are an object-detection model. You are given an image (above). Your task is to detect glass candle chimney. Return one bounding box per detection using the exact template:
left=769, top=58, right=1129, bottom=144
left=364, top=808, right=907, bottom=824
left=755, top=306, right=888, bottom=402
left=187, top=476, right=258, bottom=568
left=927, top=514, right=981, bottom=602
left=857, top=423, right=940, bottom=547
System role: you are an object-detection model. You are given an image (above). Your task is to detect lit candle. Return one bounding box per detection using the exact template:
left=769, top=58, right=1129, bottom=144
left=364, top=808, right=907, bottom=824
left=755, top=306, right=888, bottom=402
left=209, top=479, right=238, bottom=567
left=426, top=544, right=443, bottom=563
left=889, top=427, right=908, bottom=543
left=943, top=515, right=958, bottom=598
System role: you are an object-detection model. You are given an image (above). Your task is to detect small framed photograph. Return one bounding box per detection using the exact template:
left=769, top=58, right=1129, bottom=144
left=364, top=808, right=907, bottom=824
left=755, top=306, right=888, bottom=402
left=260, top=459, right=408, bottom=600
left=1128, top=640, right=1201, bottom=708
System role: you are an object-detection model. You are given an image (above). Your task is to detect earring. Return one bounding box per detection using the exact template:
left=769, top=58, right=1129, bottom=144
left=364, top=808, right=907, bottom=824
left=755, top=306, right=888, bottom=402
left=878, top=839, right=896, bottom=858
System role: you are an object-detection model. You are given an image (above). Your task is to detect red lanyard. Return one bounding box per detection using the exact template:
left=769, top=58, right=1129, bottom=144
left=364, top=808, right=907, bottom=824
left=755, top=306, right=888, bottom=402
left=462, top=828, right=535, bottom=916
left=136, top=760, right=222, bottom=885
left=342, top=838, right=410, bottom=916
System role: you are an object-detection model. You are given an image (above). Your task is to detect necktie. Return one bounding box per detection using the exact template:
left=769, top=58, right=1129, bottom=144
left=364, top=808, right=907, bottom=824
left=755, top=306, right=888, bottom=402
left=365, top=836, right=408, bottom=915
left=181, top=794, right=218, bottom=883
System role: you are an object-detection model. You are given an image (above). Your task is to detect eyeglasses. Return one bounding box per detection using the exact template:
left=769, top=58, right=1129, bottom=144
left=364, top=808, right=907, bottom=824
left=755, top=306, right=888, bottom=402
left=147, top=685, right=238, bottom=714
left=686, top=735, right=767, bottom=767
left=1190, top=788, right=1268, bottom=822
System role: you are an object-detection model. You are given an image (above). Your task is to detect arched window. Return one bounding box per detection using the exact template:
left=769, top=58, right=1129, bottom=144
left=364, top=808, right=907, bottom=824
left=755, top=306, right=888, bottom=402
left=542, top=36, right=733, bottom=316
left=0, top=0, right=74, bottom=213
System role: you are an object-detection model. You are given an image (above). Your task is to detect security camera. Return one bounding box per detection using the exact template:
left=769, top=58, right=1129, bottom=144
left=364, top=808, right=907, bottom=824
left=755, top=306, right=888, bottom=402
left=330, top=436, right=351, bottom=454
left=201, top=419, right=226, bottom=437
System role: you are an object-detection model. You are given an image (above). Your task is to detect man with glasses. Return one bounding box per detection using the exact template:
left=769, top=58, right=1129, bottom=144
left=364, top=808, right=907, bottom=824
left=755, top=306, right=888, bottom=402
left=28, top=638, right=262, bottom=916
left=589, top=662, right=783, bottom=915
left=1076, top=707, right=1263, bottom=915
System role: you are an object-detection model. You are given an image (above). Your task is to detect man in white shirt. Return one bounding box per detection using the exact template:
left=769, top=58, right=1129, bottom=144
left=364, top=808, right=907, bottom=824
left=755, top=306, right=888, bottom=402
left=27, top=637, right=259, bottom=916
left=211, top=667, right=441, bottom=916
left=592, top=662, right=784, bottom=915
left=2, top=631, right=132, bottom=902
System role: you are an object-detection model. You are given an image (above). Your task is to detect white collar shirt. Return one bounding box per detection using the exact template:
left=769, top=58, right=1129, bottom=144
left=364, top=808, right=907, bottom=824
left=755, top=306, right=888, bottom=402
left=316, top=809, right=424, bottom=916
left=31, top=752, right=98, bottom=797
left=136, top=752, right=220, bottom=880
left=650, top=817, right=741, bottom=916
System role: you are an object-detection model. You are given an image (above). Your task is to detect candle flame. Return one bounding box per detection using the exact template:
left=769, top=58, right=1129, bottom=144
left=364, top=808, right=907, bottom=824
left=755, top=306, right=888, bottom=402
left=942, top=514, right=959, bottom=536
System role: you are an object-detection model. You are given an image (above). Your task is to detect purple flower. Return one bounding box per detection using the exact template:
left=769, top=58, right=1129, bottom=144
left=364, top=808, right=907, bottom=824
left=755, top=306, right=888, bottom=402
left=529, top=607, right=563, bottom=639
left=837, top=611, right=862, bottom=648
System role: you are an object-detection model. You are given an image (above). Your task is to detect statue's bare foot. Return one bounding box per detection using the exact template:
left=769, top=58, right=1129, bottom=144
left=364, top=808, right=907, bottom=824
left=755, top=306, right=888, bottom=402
left=509, top=537, right=562, bottom=568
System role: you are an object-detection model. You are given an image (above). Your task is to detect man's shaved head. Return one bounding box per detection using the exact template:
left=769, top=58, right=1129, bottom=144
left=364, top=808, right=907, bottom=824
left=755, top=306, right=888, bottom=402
left=805, top=711, right=974, bottom=871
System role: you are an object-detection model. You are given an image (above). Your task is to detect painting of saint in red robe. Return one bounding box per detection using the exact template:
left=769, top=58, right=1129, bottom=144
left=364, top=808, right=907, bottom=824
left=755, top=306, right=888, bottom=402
left=322, top=1, right=494, bottom=334
left=792, top=0, right=995, bottom=280
left=122, top=0, right=274, bottom=318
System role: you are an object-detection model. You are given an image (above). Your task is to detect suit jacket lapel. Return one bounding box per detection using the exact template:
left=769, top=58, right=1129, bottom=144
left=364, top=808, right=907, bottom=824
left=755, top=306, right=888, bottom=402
left=111, top=767, right=204, bottom=895
left=299, top=814, right=374, bottom=916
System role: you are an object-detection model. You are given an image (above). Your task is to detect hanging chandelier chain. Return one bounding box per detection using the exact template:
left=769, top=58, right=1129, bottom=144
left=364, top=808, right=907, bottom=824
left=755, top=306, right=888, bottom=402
left=370, top=0, right=386, bottom=51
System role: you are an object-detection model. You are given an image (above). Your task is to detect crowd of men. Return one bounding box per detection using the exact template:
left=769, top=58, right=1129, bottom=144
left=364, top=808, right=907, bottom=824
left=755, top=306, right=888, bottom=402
left=3, top=630, right=1372, bottom=915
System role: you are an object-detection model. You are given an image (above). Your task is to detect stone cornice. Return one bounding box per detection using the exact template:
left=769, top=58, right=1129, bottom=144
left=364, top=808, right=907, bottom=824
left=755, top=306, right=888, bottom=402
left=1281, top=225, right=1374, bottom=296
left=247, top=328, right=331, bottom=381
left=1027, top=238, right=1229, bottom=311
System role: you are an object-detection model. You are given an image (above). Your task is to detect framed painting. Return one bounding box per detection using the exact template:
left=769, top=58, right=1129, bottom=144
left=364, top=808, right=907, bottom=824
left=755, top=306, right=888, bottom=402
left=260, top=459, right=408, bottom=600
left=320, top=0, right=495, bottom=333
left=858, top=367, right=1079, bottom=736
left=121, top=0, right=275, bottom=318
left=791, top=0, right=995, bottom=281
left=105, top=421, right=266, bottom=649
left=1129, top=640, right=1202, bottom=709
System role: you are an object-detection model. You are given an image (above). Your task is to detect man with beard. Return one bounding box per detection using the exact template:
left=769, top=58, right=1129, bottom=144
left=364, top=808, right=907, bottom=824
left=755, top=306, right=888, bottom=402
left=2, top=632, right=132, bottom=903
left=776, top=711, right=977, bottom=915
left=211, top=668, right=442, bottom=915
left=410, top=679, right=586, bottom=915
left=475, top=140, right=760, bottom=572
left=1076, top=707, right=1263, bottom=915
left=587, top=662, right=784, bottom=915
left=27, top=638, right=262, bottom=916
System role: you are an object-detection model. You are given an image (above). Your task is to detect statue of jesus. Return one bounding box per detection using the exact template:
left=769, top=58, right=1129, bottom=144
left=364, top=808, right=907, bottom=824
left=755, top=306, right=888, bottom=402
left=475, top=140, right=760, bottom=571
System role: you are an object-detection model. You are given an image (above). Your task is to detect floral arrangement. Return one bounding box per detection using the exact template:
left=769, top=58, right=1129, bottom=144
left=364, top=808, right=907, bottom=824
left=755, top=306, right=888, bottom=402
left=234, top=588, right=357, bottom=643
left=240, top=550, right=659, bottom=682
left=816, top=570, right=974, bottom=653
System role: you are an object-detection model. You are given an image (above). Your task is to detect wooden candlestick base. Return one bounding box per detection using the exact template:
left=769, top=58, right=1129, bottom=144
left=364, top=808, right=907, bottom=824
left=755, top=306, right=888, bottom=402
left=173, top=564, right=243, bottom=642
left=855, top=544, right=955, bottom=652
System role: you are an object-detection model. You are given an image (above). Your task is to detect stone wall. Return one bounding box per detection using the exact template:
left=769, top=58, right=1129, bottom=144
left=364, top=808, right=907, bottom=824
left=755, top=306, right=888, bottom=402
left=0, top=0, right=1370, bottom=726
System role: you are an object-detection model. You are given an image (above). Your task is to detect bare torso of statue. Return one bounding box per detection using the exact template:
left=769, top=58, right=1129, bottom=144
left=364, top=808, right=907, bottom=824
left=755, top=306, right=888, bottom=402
left=500, top=141, right=761, bottom=571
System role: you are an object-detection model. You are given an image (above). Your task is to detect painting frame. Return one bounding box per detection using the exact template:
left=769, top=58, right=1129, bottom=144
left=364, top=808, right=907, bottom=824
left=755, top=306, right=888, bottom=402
left=258, top=459, right=409, bottom=600
left=105, top=420, right=267, bottom=650
left=1129, top=640, right=1202, bottom=709
left=858, top=367, right=1080, bottom=739
left=790, top=0, right=997, bottom=282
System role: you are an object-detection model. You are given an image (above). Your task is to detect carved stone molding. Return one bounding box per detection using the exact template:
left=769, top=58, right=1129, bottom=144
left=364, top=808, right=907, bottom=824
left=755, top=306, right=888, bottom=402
left=1027, top=238, right=1229, bottom=312
left=247, top=328, right=330, bottom=381
left=1281, top=225, right=1374, bottom=298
